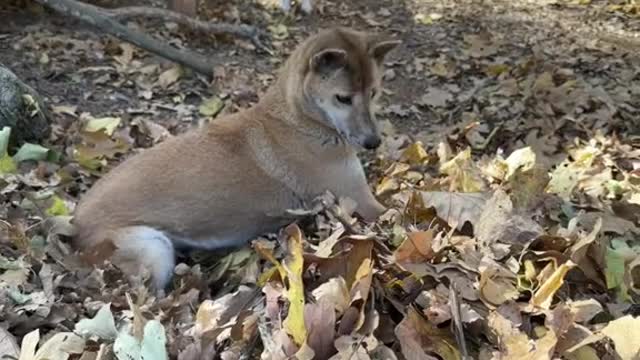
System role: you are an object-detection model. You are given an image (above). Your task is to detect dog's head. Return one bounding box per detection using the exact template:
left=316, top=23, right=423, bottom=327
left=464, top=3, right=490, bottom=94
left=290, top=28, right=400, bottom=149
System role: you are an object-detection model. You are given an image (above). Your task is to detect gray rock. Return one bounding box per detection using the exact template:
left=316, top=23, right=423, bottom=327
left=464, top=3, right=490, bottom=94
left=0, top=64, right=50, bottom=145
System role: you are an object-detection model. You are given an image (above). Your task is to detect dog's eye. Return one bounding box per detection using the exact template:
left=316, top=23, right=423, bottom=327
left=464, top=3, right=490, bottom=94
left=335, top=94, right=353, bottom=105
left=371, top=89, right=377, bottom=98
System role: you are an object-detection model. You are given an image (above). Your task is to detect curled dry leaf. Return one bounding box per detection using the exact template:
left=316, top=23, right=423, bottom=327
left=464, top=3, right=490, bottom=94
left=531, top=261, right=575, bottom=310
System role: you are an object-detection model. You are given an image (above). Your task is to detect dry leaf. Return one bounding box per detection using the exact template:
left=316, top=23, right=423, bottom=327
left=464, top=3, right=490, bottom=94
left=601, top=315, right=640, bottom=360
left=283, top=224, right=307, bottom=346
left=531, top=261, right=575, bottom=309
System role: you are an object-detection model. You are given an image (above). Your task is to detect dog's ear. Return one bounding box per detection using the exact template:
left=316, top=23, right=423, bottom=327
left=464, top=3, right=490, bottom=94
left=310, top=48, right=348, bottom=73
left=368, top=38, right=401, bottom=64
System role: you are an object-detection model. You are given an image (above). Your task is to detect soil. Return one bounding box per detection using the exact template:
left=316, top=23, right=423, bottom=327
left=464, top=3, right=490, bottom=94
left=1, top=0, right=638, bottom=149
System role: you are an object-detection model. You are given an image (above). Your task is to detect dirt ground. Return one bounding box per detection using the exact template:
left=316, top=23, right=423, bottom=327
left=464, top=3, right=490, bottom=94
left=2, top=0, right=638, bottom=149
left=1, top=0, right=640, bottom=358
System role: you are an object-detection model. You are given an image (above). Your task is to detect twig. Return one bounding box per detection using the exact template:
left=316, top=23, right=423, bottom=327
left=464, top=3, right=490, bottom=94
left=449, top=283, right=470, bottom=360
left=105, top=6, right=268, bottom=52
left=34, top=0, right=216, bottom=76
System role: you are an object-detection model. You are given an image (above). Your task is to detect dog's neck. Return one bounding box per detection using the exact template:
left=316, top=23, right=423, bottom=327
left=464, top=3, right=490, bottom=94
left=254, top=77, right=348, bottom=152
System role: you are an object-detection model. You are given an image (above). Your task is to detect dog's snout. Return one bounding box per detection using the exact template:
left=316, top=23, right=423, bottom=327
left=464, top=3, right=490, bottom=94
left=362, top=135, right=382, bottom=150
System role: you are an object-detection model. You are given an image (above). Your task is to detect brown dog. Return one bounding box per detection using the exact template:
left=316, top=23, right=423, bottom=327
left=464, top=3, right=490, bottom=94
left=72, top=27, right=400, bottom=290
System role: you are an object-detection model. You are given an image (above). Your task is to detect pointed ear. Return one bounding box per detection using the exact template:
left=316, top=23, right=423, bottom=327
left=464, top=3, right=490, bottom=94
left=369, top=39, right=401, bottom=64
left=310, top=48, right=348, bottom=73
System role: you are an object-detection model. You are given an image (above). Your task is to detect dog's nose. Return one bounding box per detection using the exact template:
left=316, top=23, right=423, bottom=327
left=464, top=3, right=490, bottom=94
left=362, top=135, right=382, bottom=150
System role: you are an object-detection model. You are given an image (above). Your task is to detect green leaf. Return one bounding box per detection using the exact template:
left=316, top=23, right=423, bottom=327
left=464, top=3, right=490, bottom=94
left=0, top=127, right=16, bottom=174
left=606, top=240, right=630, bottom=301
left=0, top=127, right=11, bottom=155
left=198, top=96, right=224, bottom=117
left=0, top=156, right=17, bottom=174
left=114, top=320, right=168, bottom=360
left=13, top=143, right=49, bottom=163
left=141, top=320, right=168, bottom=360
left=46, top=196, right=69, bottom=216
left=114, top=333, right=141, bottom=360
left=84, top=116, right=121, bottom=136
left=75, top=303, right=118, bottom=341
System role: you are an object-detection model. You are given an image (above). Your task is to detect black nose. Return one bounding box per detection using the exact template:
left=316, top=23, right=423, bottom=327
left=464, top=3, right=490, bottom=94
left=362, top=135, right=382, bottom=150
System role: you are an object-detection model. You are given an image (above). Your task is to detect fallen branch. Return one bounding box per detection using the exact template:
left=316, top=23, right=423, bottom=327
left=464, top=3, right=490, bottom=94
left=105, top=6, right=266, bottom=51
left=34, top=0, right=218, bottom=76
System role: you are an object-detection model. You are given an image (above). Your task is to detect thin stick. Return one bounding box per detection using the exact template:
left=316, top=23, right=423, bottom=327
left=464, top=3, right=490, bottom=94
left=35, top=0, right=216, bottom=76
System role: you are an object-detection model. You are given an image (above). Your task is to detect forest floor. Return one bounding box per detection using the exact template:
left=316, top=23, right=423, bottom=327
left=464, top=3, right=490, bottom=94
left=0, top=0, right=639, bottom=359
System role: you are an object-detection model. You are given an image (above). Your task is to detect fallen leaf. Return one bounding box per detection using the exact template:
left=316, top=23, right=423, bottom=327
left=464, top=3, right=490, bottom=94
left=75, top=303, right=118, bottom=341
left=84, top=116, right=121, bottom=136
left=18, top=328, right=85, bottom=360
left=13, top=143, right=49, bottom=163
left=304, top=300, right=335, bottom=359
left=0, top=126, right=16, bottom=174
left=601, top=315, right=640, bottom=360
left=440, top=148, right=486, bottom=192
left=114, top=320, right=168, bottom=360
left=504, top=147, right=537, bottom=180
left=157, top=65, right=183, bottom=88
left=400, top=142, right=429, bottom=165
left=199, top=96, right=225, bottom=117
left=394, top=230, right=435, bottom=264
left=419, top=87, right=452, bottom=108
left=568, top=299, right=603, bottom=323
left=283, top=224, right=307, bottom=346
left=311, top=277, right=350, bottom=316
left=46, top=195, right=69, bottom=216
left=395, top=307, right=459, bottom=360
left=0, top=326, right=20, bottom=359
left=420, top=191, right=487, bottom=230
left=531, top=261, right=576, bottom=309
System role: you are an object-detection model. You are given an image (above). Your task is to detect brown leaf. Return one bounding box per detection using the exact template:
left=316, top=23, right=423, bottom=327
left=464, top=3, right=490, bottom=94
left=311, top=277, right=350, bottom=316
left=475, top=189, right=544, bottom=254
left=394, top=230, right=435, bottom=264
left=420, top=191, right=488, bottom=230
left=305, top=300, right=336, bottom=359
left=395, top=307, right=459, bottom=360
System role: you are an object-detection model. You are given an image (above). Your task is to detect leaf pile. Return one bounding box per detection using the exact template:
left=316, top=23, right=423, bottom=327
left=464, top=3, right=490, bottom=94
left=2, top=0, right=640, bottom=359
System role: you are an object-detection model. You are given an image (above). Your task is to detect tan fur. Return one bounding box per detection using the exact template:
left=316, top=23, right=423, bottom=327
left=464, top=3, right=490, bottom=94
left=72, top=27, right=400, bottom=289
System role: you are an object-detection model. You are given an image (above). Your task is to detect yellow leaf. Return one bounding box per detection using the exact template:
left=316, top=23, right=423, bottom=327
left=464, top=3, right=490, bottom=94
left=46, top=195, right=69, bottom=216
left=415, top=13, right=442, bottom=24
left=504, top=147, right=536, bottom=180
left=440, top=148, right=486, bottom=192
left=531, top=261, right=575, bottom=309
left=400, top=141, right=428, bottom=165
left=84, top=117, right=121, bottom=136
left=254, top=240, right=286, bottom=280
left=375, top=176, right=399, bottom=196
left=601, top=315, right=640, bottom=360
left=282, top=224, right=307, bottom=346
left=157, top=65, right=183, bottom=88
left=268, top=24, right=289, bottom=40
left=0, top=155, right=16, bottom=174
left=546, top=161, right=583, bottom=200
left=485, top=63, right=510, bottom=77
left=198, top=96, right=225, bottom=117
